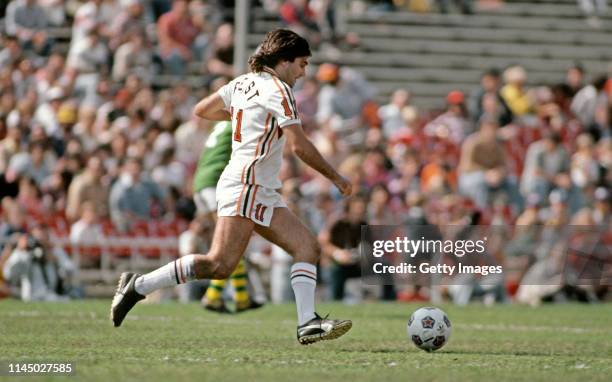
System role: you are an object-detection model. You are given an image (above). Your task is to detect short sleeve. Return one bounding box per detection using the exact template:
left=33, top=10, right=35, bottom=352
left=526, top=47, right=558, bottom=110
left=216, top=82, right=233, bottom=108
left=267, top=79, right=301, bottom=128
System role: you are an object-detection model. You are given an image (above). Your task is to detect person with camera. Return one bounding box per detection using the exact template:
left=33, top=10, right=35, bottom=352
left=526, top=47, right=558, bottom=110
left=2, top=224, right=76, bottom=301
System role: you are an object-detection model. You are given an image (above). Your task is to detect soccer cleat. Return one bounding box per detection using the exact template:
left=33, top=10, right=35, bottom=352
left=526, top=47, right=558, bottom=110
left=110, top=272, right=145, bottom=327
left=202, top=298, right=232, bottom=314
left=297, top=312, right=352, bottom=345
left=235, top=298, right=264, bottom=313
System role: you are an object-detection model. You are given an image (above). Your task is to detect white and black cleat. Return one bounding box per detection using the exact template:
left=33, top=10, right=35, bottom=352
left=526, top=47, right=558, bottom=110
left=110, top=272, right=145, bottom=327
left=297, top=313, right=352, bottom=345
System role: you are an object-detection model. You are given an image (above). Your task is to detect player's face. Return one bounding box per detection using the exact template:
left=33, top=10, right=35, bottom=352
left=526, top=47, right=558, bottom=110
left=284, top=57, right=309, bottom=87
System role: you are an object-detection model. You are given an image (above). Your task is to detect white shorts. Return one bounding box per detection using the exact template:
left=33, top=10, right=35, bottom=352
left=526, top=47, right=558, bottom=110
left=216, top=176, right=286, bottom=227
left=193, top=187, right=217, bottom=214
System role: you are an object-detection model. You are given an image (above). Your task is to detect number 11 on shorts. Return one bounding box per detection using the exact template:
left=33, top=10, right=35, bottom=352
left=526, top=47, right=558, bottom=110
left=254, top=203, right=267, bottom=222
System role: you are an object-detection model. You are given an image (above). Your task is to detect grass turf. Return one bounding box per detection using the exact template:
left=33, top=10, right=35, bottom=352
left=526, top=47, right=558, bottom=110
left=0, top=300, right=611, bottom=381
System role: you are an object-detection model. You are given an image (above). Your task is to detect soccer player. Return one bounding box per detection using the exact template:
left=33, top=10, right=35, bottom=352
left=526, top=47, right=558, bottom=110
left=193, top=120, right=262, bottom=313
left=111, top=29, right=353, bottom=345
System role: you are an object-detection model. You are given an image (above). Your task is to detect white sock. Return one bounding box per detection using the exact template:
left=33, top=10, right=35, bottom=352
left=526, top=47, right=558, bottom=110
left=290, top=262, right=317, bottom=326
left=135, top=255, right=197, bottom=296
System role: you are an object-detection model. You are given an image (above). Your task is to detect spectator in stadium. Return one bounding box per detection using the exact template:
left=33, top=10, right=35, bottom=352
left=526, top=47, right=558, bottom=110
left=69, top=200, right=105, bottom=248
left=204, top=23, right=235, bottom=79
left=109, top=156, right=166, bottom=232
left=173, top=113, right=209, bottom=166
left=500, top=65, right=534, bottom=119
left=171, top=83, right=198, bottom=122
left=0, top=35, right=23, bottom=69
left=565, top=63, right=586, bottom=97
left=71, top=0, right=113, bottom=48
left=33, top=52, right=67, bottom=100
left=548, top=171, right=585, bottom=215
left=468, top=68, right=513, bottom=127
left=571, top=75, right=608, bottom=129
left=4, top=0, right=51, bottom=56
left=279, top=0, right=321, bottom=46
left=0, top=199, right=26, bottom=248
left=520, top=131, right=570, bottom=200
left=151, top=147, right=187, bottom=192
left=0, top=123, right=23, bottom=175
left=15, top=175, right=44, bottom=216
left=589, top=80, right=612, bottom=141
left=112, top=31, right=153, bottom=83
left=387, top=150, right=421, bottom=196
left=33, top=86, right=66, bottom=140
left=578, top=0, right=608, bottom=27
left=596, top=137, right=611, bottom=185
left=294, top=76, right=320, bottom=133
left=7, top=141, right=55, bottom=188
left=367, top=183, right=396, bottom=224
left=458, top=118, right=523, bottom=211
left=570, top=133, right=600, bottom=190
left=38, top=0, right=66, bottom=27
left=316, top=63, right=377, bottom=152
left=320, top=194, right=368, bottom=301
left=156, top=0, right=203, bottom=75
left=378, top=89, right=416, bottom=140
left=424, top=90, right=471, bottom=144
left=108, top=0, right=149, bottom=52
left=72, top=105, right=99, bottom=153
left=66, top=25, right=110, bottom=105
left=591, top=186, right=610, bottom=224
left=2, top=224, right=76, bottom=301
left=65, top=155, right=109, bottom=222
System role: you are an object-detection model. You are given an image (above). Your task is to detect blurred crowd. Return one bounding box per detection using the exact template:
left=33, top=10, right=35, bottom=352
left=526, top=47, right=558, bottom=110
left=0, top=0, right=610, bottom=304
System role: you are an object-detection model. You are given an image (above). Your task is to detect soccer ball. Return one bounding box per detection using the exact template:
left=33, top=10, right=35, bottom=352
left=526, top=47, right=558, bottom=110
left=407, top=307, right=452, bottom=352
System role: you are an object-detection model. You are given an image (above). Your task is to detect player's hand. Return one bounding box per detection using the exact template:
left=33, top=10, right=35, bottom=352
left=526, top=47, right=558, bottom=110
left=334, top=176, right=352, bottom=197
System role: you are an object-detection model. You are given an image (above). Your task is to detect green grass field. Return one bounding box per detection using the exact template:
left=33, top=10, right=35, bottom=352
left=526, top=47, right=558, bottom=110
left=1, top=300, right=611, bottom=381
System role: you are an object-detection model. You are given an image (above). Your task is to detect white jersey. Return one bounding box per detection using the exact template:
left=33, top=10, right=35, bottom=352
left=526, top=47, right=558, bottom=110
left=217, top=69, right=301, bottom=189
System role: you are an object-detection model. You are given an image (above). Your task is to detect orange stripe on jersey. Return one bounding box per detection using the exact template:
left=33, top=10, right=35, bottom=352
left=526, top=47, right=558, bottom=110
left=242, top=113, right=271, bottom=185
left=248, top=185, right=260, bottom=218
left=251, top=113, right=271, bottom=183
left=263, top=118, right=277, bottom=157
left=271, top=76, right=296, bottom=119
left=235, top=183, right=247, bottom=215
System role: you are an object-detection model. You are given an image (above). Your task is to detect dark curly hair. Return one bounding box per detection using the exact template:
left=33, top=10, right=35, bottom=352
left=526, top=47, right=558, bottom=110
left=248, top=29, right=311, bottom=73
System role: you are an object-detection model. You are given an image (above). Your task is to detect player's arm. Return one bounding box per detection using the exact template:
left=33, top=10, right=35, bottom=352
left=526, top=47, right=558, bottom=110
left=193, top=93, right=231, bottom=121
left=283, top=124, right=352, bottom=197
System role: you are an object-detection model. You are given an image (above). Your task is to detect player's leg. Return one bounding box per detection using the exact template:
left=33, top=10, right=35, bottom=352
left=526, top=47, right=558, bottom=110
left=229, top=259, right=250, bottom=311
left=203, top=278, right=230, bottom=313
left=110, top=216, right=254, bottom=326
left=196, top=187, right=232, bottom=313
left=254, top=207, right=319, bottom=322
left=197, top=187, right=258, bottom=313
left=254, top=207, right=352, bottom=344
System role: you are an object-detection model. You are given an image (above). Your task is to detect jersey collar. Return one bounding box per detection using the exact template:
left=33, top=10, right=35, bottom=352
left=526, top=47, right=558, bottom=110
left=262, top=66, right=282, bottom=79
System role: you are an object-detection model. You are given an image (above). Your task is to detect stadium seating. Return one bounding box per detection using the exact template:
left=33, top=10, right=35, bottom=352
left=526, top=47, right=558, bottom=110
left=251, top=0, right=612, bottom=109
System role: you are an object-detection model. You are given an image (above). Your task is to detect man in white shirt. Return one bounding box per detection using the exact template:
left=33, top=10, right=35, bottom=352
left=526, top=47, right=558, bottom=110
left=111, top=29, right=353, bottom=345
